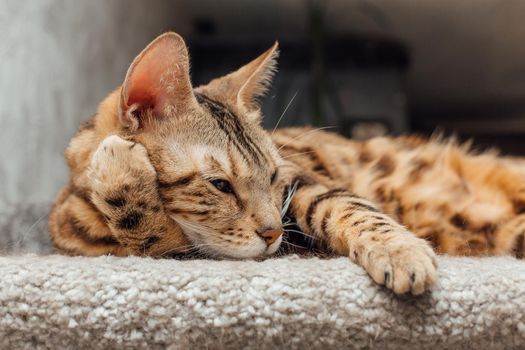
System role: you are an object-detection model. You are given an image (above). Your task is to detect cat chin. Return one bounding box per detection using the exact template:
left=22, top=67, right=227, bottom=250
left=171, top=216, right=281, bottom=259
left=206, top=234, right=282, bottom=259
left=205, top=237, right=281, bottom=260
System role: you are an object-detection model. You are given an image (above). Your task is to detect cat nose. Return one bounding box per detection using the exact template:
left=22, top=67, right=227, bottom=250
left=257, top=227, right=283, bottom=246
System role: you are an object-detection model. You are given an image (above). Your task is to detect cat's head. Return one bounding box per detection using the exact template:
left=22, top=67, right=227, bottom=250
left=116, top=32, right=288, bottom=258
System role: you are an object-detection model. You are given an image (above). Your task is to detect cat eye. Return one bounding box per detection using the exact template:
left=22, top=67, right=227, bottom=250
left=270, top=169, right=278, bottom=184
left=210, top=179, right=234, bottom=194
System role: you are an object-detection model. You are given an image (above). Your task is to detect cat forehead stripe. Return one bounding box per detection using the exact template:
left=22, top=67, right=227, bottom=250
left=195, top=92, right=266, bottom=166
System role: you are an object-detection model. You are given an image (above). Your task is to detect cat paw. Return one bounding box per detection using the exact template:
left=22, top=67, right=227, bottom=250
left=88, top=135, right=156, bottom=186
left=351, top=233, right=438, bottom=295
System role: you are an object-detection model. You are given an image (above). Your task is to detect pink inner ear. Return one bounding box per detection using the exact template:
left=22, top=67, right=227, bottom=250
left=124, top=39, right=180, bottom=113
left=127, top=75, right=155, bottom=110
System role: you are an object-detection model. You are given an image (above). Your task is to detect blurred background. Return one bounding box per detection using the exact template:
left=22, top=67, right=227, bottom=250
left=2, top=0, right=525, bottom=219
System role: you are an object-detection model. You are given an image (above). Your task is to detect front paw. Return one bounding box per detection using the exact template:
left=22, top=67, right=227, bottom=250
left=88, top=135, right=156, bottom=186
left=350, top=232, right=438, bottom=295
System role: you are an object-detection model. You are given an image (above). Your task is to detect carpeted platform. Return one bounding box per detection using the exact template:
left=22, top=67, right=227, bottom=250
left=1, top=204, right=524, bottom=349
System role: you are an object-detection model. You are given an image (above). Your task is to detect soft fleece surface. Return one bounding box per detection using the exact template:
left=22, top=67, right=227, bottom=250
left=1, top=204, right=525, bottom=349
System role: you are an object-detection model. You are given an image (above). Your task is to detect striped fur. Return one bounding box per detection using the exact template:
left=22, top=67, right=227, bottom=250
left=49, top=32, right=525, bottom=295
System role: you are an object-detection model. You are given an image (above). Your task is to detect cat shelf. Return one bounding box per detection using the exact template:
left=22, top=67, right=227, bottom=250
left=1, top=204, right=524, bottom=349
left=1, top=254, right=524, bottom=349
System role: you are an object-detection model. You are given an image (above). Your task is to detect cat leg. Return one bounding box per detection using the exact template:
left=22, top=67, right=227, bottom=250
left=289, top=180, right=437, bottom=295
left=492, top=214, right=525, bottom=258
left=88, top=135, right=190, bottom=256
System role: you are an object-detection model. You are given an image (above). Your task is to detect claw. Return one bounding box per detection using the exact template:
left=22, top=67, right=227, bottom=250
left=410, top=272, right=416, bottom=283
left=384, top=271, right=391, bottom=286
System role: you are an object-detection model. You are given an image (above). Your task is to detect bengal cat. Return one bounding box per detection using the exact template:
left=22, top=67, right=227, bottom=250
left=49, top=32, right=525, bottom=295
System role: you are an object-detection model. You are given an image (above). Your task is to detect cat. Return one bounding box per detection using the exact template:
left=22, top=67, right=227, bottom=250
left=49, top=32, right=525, bottom=296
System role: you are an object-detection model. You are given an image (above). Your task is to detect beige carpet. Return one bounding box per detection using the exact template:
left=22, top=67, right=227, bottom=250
left=0, top=253, right=524, bottom=349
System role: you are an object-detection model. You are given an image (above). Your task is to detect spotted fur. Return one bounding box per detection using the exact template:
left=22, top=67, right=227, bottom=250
left=49, top=32, right=525, bottom=295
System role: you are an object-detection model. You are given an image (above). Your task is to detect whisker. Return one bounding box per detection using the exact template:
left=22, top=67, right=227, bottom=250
left=284, top=228, right=318, bottom=240
left=282, top=150, right=317, bottom=160
left=281, top=240, right=305, bottom=249
left=281, top=180, right=299, bottom=218
left=193, top=242, right=229, bottom=249
left=166, top=243, right=199, bottom=251
left=159, top=244, right=197, bottom=258
left=5, top=212, right=48, bottom=253
left=271, top=90, right=299, bottom=136
left=160, top=242, right=225, bottom=259
left=277, top=126, right=335, bottom=152
left=178, top=249, right=209, bottom=259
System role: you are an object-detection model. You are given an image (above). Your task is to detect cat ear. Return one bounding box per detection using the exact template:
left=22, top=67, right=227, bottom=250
left=236, top=42, right=279, bottom=114
left=198, top=42, right=279, bottom=122
left=119, top=32, right=195, bottom=130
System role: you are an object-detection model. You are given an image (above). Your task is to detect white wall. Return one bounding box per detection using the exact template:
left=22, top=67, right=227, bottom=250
left=0, top=0, right=178, bottom=212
